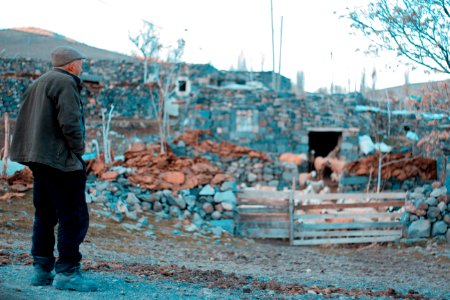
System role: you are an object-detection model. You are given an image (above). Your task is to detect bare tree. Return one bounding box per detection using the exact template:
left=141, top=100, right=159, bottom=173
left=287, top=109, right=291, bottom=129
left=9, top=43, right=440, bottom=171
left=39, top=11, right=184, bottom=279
left=129, top=21, right=162, bottom=83
left=347, top=0, right=450, bottom=74
left=237, top=50, right=247, bottom=71
left=130, top=21, right=186, bottom=154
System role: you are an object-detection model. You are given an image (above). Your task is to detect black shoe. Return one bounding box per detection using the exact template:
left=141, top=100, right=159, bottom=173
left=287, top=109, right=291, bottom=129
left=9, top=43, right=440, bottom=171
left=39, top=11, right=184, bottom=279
left=31, top=265, right=55, bottom=286
left=53, top=267, right=98, bottom=292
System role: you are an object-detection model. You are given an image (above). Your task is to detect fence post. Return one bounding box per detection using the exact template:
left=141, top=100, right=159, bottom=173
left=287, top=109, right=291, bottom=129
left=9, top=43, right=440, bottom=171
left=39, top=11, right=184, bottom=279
left=289, top=178, right=295, bottom=245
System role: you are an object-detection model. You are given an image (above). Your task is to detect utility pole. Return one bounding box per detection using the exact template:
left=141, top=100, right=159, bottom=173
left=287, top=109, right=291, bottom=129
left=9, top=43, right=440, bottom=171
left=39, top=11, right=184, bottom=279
left=270, top=0, right=276, bottom=91
left=277, top=16, right=284, bottom=91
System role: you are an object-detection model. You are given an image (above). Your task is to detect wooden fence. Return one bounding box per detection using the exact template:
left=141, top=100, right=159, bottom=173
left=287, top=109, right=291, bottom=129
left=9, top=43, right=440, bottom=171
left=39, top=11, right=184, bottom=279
left=236, top=189, right=407, bottom=245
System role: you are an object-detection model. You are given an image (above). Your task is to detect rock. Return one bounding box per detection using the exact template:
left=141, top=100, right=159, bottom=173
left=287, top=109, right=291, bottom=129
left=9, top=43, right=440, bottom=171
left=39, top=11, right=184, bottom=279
left=169, top=206, right=182, bottom=218
left=425, top=197, right=438, bottom=207
left=268, top=180, right=279, bottom=187
left=438, top=201, right=447, bottom=212
left=162, top=171, right=185, bottom=185
left=202, top=202, right=214, bottom=214
left=427, top=207, right=441, bottom=220
left=409, top=214, right=419, bottom=222
left=110, top=213, right=124, bottom=223
left=153, top=201, right=163, bottom=212
left=85, top=192, right=95, bottom=203
left=409, top=192, right=425, bottom=201
left=214, top=204, right=223, bottom=212
left=447, top=229, right=450, bottom=243
left=199, top=185, right=215, bottom=196
left=214, top=191, right=236, bottom=204
left=221, top=202, right=235, bottom=211
left=247, top=173, right=257, bottom=182
left=430, top=187, right=447, bottom=198
left=141, top=202, right=151, bottom=211
left=121, top=223, right=142, bottom=231
left=210, top=226, right=223, bottom=237
left=444, top=214, right=450, bottom=225
left=211, top=211, right=222, bottom=220
left=183, top=195, right=197, bottom=208
left=263, top=174, right=274, bottom=181
left=414, top=187, right=425, bottom=194
left=126, top=193, right=140, bottom=204
left=438, top=195, right=449, bottom=204
left=184, top=223, right=198, bottom=232
left=431, top=221, right=448, bottom=236
left=192, top=213, right=204, bottom=228
left=174, top=195, right=186, bottom=209
left=166, top=194, right=177, bottom=206
left=220, top=181, right=238, bottom=192
left=210, top=219, right=235, bottom=234
left=96, top=181, right=110, bottom=191
left=415, top=201, right=428, bottom=211
left=137, top=193, right=153, bottom=202
left=96, top=195, right=108, bottom=203
left=137, top=216, right=149, bottom=228
left=100, top=171, right=120, bottom=181
left=407, top=219, right=431, bottom=238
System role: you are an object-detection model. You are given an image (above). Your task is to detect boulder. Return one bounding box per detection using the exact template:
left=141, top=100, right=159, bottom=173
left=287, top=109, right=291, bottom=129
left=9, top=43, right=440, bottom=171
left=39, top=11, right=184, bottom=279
left=407, top=219, right=431, bottom=238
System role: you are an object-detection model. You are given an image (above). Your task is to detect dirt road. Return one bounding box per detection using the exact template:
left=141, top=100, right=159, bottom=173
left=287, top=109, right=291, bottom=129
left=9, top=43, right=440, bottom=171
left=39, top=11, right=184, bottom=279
left=1, top=193, right=449, bottom=299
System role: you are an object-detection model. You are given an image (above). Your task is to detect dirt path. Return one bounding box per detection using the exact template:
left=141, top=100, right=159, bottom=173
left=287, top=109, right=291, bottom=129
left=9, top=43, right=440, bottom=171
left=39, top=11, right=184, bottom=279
left=1, top=193, right=449, bottom=299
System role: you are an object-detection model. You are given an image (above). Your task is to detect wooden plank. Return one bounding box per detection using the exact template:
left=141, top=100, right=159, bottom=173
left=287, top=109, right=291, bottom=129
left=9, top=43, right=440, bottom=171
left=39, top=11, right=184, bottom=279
left=295, top=229, right=403, bottom=238
left=237, top=207, right=288, bottom=213
left=237, top=199, right=288, bottom=206
left=238, top=191, right=406, bottom=202
left=235, top=227, right=289, bottom=239
left=238, top=213, right=289, bottom=221
left=292, top=235, right=400, bottom=245
left=298, top=200, right=404, bottom=210
left=237, top=220, right=290, bottom=228
left=297, top=221, right=403, bottom=230
left=237, top=190, right=290, bottom=200
left=294, top=212, right=402, bottom=220
left=291, top=192, right=406, bottom=201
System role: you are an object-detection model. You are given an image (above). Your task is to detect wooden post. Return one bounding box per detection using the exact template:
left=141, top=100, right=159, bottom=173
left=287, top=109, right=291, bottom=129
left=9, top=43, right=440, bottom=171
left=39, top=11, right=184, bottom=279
left=289, top=178, right=295, bottom=245
left=2, top=112, right=10, bottom=178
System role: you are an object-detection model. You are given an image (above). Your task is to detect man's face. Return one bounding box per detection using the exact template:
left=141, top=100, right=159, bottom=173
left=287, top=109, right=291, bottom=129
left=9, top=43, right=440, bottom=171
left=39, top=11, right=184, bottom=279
left=70, top=59, right=83, bottom=76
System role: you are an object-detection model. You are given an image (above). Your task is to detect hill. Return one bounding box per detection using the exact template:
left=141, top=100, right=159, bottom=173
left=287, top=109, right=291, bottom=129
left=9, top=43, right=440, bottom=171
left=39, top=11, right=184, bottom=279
left=0, top=27, right=137, bottom=62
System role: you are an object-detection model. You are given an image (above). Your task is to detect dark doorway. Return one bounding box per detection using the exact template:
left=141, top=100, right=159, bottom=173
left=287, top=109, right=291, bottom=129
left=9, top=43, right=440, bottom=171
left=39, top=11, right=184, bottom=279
left=308, top=130, right=342, bottom=171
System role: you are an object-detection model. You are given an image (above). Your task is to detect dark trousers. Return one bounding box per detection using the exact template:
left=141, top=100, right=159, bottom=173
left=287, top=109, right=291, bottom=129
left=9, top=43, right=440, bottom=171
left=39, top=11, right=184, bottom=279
left=29, top=163, right=88, bottom=273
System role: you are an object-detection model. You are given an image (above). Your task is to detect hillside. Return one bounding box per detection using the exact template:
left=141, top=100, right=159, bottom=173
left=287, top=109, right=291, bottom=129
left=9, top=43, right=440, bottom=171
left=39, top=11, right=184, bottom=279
left=0, top=27, right=137, bottom=62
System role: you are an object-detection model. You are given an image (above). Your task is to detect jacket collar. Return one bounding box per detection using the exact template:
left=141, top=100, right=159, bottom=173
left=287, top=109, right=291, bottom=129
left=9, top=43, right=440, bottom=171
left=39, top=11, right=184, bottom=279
left=53, top=68, right=82, bottom=91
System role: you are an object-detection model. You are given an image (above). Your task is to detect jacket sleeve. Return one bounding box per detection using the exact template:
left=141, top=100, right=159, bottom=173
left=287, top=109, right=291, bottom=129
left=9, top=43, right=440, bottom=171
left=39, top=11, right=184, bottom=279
left=55, top=80, right=85, bottom=155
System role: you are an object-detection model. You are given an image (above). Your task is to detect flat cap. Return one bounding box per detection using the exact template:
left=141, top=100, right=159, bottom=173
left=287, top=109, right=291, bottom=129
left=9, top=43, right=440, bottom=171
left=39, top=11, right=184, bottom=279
left=51, top=46, right=87, bottom=67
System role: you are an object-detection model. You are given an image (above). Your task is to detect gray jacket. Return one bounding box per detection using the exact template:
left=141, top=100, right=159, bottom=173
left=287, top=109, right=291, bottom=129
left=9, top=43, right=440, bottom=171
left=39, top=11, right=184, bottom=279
left=10, top=68, right=85, bottom=172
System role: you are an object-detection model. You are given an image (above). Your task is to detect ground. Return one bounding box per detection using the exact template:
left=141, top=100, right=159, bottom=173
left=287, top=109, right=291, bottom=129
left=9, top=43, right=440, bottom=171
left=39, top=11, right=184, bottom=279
left=0, top=192, right=449, bottom=300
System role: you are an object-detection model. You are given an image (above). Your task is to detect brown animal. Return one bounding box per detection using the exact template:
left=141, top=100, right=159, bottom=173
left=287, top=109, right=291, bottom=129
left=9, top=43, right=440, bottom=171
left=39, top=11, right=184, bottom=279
left=298, top=171, right=317, bottom=189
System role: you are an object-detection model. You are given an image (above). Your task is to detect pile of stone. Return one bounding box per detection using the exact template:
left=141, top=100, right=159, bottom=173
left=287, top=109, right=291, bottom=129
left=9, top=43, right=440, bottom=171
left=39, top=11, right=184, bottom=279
left=345, top=153, right=437, bottom=181
left=86, top=172, right=237, bottom=237
left=405, top=182, right=450, bottom=242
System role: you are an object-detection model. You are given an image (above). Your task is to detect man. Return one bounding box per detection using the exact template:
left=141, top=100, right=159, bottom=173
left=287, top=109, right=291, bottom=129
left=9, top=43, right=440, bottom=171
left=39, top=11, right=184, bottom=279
left=10, top=45, right=97, bottom=292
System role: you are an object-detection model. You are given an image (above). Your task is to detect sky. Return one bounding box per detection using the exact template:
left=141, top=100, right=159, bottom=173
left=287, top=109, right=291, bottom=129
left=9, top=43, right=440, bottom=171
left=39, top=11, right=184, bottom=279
left=1, top=0, right=449, bottom=92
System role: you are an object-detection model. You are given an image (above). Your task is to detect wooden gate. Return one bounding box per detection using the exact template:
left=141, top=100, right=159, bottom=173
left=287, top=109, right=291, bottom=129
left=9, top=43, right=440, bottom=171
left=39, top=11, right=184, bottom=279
left=236, top=190, right=406, bottom=245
